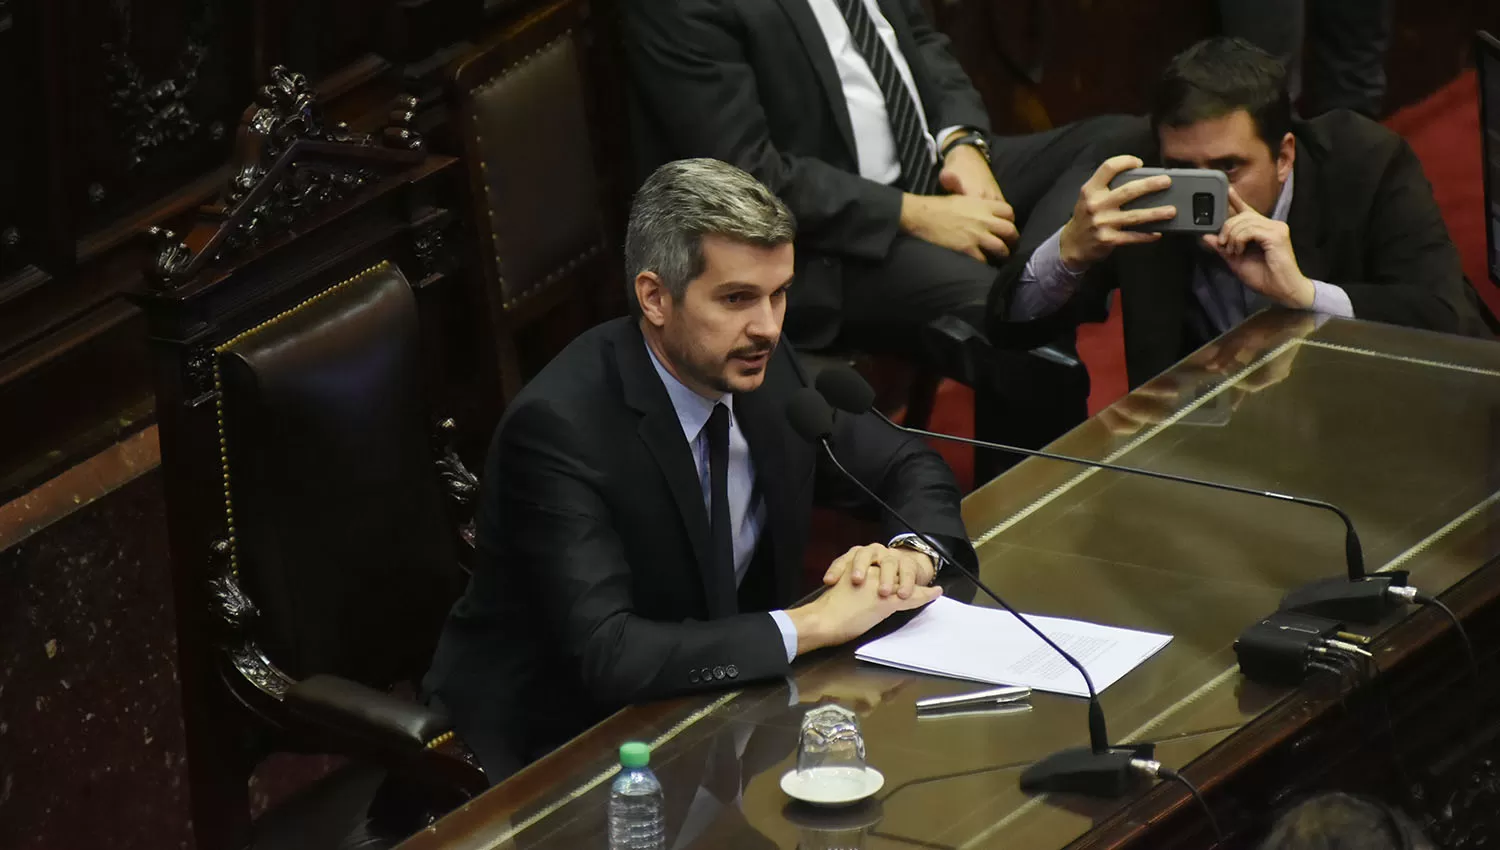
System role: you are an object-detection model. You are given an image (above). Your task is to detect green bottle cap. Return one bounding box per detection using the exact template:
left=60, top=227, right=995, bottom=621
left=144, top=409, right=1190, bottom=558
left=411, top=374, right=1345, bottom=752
left=619, top=741, right=651, bottom=768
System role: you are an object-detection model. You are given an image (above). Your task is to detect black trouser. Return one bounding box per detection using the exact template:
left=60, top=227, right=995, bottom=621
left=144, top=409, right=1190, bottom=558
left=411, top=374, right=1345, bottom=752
left=837, top=115, right=1139, bottom=483
left=1218, top=0, right=1394, bottom=118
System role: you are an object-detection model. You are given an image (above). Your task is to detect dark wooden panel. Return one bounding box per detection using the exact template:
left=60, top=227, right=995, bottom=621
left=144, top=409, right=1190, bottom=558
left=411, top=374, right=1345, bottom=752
left=0, top=2, right=23, bottom=279
left=59, top=0, right=253, bottom=234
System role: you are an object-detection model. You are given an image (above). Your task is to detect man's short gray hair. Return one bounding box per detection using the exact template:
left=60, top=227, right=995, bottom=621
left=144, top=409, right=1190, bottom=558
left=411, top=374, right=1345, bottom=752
left=624, top=159, right=796, bottom=312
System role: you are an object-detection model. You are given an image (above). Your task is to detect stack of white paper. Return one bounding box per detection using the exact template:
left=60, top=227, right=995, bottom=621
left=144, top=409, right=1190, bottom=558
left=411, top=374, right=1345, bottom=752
left=855, top=597, right=1172, bottom=698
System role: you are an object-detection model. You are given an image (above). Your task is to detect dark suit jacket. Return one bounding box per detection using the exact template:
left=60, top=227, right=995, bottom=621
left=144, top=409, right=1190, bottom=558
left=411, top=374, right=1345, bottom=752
left=989, top=110, right=1487, bottom=388
left=424, top=318, right=972, bottom=779
left=622, top=0, right=990, bottom=346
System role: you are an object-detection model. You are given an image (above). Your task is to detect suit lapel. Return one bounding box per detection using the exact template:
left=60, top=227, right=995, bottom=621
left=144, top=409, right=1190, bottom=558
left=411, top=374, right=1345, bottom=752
left=1286, top=147, right=1330, bottom=282
left=613, top=324, right=731, bottom=617
left=734, top=368, right=804, bottom=608
left=770, top=0, right=858, bottom=160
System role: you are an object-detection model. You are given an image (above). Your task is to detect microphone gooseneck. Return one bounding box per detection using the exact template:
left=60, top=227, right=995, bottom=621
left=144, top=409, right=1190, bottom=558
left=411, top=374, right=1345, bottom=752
left=814, top=367, right=1406, bottom=624
left=785, top=388, right=1152, bottom=796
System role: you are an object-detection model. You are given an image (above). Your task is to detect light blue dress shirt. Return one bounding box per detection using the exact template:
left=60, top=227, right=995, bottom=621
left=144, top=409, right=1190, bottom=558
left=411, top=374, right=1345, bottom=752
left=1011, top=169, right=1356, bottom=325
left=644, top=340, right=799, bottom=662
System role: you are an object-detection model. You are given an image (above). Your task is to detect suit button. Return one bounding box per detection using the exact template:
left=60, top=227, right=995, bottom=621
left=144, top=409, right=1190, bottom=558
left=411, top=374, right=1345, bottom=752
left=689, top=670, right=700, bottom=684
left=713, top=666, right=725, bottom=680
left=726, top=664, right=739, bottom=679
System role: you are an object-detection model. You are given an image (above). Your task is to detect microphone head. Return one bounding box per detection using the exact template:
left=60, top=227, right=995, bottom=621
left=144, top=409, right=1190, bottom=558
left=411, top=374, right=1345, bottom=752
left=785, top=388, right=836, bottom=443
left=815, top=365, right=876, bottom=414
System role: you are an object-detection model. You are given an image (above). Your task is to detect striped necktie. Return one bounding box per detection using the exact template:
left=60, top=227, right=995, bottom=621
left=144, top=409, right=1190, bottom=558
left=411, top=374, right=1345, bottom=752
left=832, top=0, right=938, bottom=194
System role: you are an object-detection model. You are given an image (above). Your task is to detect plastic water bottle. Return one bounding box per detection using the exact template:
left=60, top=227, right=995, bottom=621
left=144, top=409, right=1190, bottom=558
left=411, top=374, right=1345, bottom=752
left=608, top=741, right=665, bottom=850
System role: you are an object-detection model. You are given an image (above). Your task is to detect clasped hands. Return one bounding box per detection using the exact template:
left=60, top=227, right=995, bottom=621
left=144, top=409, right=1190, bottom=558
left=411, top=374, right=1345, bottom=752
left=901, top=143, right=1019, bottom=262
left=823, top=541, right=936, bottom=598
left=787, top=542, right=942, bottom=656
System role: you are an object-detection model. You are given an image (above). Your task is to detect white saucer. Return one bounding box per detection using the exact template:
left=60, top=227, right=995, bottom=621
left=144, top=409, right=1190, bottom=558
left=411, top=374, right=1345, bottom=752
left=780, top=766, right=885, bottom=806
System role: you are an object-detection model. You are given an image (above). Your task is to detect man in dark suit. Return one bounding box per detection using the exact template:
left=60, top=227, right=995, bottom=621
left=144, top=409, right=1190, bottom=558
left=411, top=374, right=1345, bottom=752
left=992, top=37, right=1485, bottom=390
left=425, top=159, right=971, bottom=781
left=622, top=0, right=1134, bottom=471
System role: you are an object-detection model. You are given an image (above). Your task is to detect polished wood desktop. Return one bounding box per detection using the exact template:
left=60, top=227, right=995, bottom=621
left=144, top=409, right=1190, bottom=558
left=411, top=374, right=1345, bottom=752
left=400, top=311, right=1500, bottom=850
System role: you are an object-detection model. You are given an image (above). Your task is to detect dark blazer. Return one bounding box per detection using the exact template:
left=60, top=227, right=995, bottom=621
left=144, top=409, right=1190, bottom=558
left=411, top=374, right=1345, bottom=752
left=989, top=109, right=1487, bottom=388
left=622, top=0, right=990, bottom=346
left=424, top=318, right=971, bottom=779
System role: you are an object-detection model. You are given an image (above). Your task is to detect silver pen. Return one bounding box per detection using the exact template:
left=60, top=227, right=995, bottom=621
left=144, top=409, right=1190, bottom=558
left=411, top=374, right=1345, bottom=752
left=917, top=702, right=1033, bottom=721
left=915, top=685, right=1031, bottom=712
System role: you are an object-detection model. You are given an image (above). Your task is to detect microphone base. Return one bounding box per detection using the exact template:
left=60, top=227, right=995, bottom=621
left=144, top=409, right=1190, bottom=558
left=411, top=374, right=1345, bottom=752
left=1019, top=743, right=1156, bottom=798
left=1279, top=573, right=1409, bottom=624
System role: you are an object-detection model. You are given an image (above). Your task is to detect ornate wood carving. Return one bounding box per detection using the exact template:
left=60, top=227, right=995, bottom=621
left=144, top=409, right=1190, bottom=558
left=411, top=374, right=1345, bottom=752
left=105, top=37, right=207, bottom=172
left=208, top=537, right=295, bottom=699
left=145, top=66, right=428, bottom=289
left=226, top=642, right=294, bottom=699
left=410, top=207, right=457, bottom=285
left=183, top=343, right=217, bottom=404
left=206, top=538, right=258, bottom=631
left=433, top=417, right=480, bottom=552
left=433, top=418, right=480, bottom=507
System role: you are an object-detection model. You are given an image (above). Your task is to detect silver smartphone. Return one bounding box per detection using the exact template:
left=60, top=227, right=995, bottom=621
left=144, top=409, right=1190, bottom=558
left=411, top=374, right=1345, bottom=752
left=1107, top=167, right=1229, bottom=234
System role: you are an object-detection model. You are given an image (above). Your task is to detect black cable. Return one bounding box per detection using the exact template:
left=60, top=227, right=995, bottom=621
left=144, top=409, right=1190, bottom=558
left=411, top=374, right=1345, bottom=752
left=1413, top=592, right=1482, bottom=701
left=1156, top=767, right=1224, bottom=847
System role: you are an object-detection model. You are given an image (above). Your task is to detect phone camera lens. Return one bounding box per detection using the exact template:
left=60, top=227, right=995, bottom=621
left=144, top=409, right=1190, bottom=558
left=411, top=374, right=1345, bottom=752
left=1193, top=193, right=1215, bottom=226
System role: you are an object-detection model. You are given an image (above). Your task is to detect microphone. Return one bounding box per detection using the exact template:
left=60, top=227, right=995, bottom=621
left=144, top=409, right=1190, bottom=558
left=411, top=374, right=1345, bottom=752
left=814, top=366, right=1409, bottom=625
left=784, top=389, right=1155, bottom=798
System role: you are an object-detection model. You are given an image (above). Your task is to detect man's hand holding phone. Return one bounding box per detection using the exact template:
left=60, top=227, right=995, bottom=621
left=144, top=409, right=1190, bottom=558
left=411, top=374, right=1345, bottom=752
left=1202, top=187, right=1315, bottom=309
left=1058, top=156, right=1178, bottom=270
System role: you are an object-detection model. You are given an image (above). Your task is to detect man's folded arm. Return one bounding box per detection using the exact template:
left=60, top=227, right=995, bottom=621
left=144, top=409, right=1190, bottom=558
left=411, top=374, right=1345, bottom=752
left=497, top=400, right=790, bottom=706
left=621, top=0, right=904, bottom=260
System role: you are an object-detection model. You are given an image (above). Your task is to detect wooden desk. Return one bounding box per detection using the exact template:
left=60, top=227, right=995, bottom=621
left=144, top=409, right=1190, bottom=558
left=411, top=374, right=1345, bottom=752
left=401, top=311, right=1500, bottom=849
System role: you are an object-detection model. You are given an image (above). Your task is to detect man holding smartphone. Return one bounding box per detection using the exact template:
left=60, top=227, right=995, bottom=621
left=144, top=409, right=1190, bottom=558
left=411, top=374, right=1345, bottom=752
left=991, top=37, right=1485, bottom=389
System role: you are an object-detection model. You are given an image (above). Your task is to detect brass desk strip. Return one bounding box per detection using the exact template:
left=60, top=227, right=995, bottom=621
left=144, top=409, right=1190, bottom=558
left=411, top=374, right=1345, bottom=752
left=972, top=338, right=1303, bottom=548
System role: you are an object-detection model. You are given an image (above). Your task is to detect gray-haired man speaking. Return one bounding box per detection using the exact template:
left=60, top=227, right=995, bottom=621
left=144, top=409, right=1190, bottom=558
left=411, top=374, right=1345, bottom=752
left=424, top=159, right=973, bottom=780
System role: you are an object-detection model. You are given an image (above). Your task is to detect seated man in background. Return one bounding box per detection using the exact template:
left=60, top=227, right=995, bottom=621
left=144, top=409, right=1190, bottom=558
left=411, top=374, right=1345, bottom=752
left=994, top=36, right=1485, bottom=390
left=424, top=159, right=970, bottom=781
left=622, top=0, right=1136, bottom=472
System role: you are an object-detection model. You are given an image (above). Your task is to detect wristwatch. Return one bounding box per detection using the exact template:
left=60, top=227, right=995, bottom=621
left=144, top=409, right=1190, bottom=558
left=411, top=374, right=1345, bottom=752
left=940, top=130, right=990, bottom=164
left=889, top=533, right=945, bottom=581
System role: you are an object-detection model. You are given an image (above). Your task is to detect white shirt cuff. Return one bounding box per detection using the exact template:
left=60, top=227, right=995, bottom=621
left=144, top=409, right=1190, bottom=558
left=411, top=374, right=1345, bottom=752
left=1309, top=280, right=1355, bottom=318
left=769, top=610, right=798, bottom=663
left=935, top=125, right=969, bottom=154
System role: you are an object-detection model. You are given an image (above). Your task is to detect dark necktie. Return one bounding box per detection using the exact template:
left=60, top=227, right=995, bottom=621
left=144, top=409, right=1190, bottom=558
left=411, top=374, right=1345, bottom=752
left=832, top=0, right=938, bottom=194
left=706, top=403, right=736, bottom=612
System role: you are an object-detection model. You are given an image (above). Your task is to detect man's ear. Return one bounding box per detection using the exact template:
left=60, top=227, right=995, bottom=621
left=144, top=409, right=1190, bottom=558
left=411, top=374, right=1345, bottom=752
left=1275, top=132, right=1296, bottom=184
left=635, top=271, right=670, bottom=327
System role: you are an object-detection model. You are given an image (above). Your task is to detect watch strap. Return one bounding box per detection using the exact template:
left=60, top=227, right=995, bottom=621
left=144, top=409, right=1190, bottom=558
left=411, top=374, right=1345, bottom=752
left=889, top=533, right=945, bottom=579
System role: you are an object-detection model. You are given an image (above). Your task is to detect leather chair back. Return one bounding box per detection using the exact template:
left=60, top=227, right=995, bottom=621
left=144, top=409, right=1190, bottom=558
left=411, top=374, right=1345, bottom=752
left=217, top=263, right=463, bottom=685
left=454, top=0, right=624, bottom=401
left=468, top=32, right=605, bottom=308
